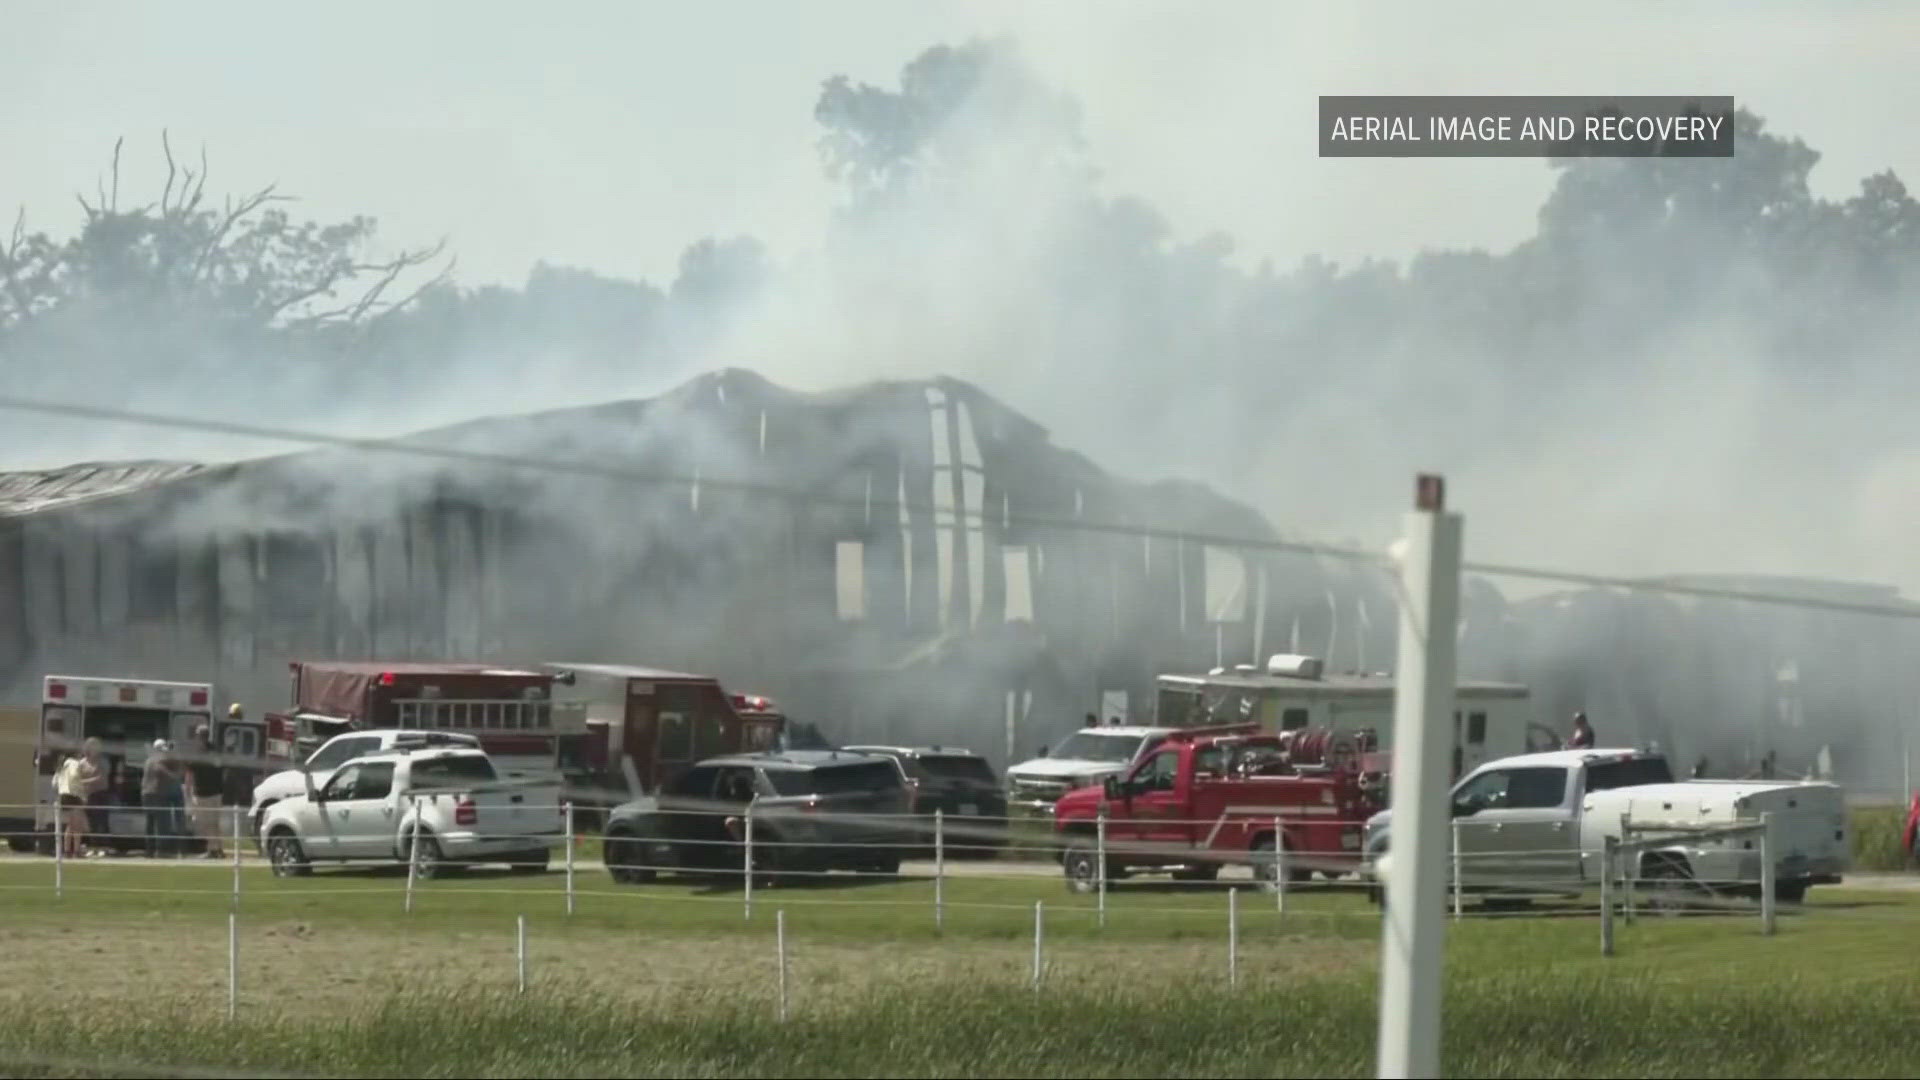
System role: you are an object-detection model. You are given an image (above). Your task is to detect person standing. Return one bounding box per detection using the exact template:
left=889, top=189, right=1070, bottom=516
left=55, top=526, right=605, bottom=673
left=184, top=725, right=227, bottom=859
left=142, top=740, right=185, bottom=858
left=52, top=752, right=87, bottom=858
left=1566, top=712, right=1595, bottom=750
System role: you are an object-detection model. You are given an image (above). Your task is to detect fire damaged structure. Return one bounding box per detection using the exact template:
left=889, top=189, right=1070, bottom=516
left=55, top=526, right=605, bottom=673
left=1, top=369, right=1915, bottom=790
left=0, top=370, right=1387, bottom=769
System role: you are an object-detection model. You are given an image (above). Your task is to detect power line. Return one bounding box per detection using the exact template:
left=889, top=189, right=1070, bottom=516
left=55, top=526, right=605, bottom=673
left=1, top=393, right=1915, bottom=623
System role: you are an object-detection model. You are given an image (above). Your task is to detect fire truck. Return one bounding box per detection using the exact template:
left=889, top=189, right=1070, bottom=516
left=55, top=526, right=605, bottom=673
left=1155, top=653, right=1556, bottom=781
left=1051, top=723, right=1387, bottom=890
left=14, top=674, right=262, bottom=853
left=264, top=661, right=574, bottom=783
left=542, top=664, right=787, bottom=826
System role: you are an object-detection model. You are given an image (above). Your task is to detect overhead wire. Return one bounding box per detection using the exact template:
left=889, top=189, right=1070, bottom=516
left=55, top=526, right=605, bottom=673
left=2, top=394, right=1916, bottom=622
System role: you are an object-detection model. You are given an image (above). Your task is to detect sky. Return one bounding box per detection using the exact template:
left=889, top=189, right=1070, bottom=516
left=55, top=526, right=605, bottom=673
left=5, top=1, right=1920, bottom=596
left=6, top=2, right=1915, bottom=289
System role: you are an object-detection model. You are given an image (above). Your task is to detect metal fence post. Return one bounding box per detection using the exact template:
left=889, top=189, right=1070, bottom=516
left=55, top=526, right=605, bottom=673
left=1032, top=900, right=1044, bottom=990
left=1451, top=819, right=1462, bottom=919
left=743, top=804, right=755, bottom=921
left=1228, top=887, right=1239, bottom=988
left=1273, top=818, right=1288, bottom=916
left=231, top=807, right=243, bottom=910
left=227, top=911, right=239, bottom=1022
left=777, top=908, right=789, bottom=1022
left=53, top=808, right=63, bottom=900
left=1096, top=809, right=1107, bottom=928
left=1619, top=814, right=1635, bottom=925
left=517, top=914, right=528, bottom=993
left=405, top=796, right=421, bottom=914
left=933, top=808, right=945, bottom=931
left=1760, top=812, right=1776, bottom=936
left=564, top=802, right=576, bottom=917
left=1600, top=835, right=1616, bottom=957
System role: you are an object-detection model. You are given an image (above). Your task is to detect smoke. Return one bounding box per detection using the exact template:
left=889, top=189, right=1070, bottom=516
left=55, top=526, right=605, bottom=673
left=7, top=32, right=1920, bottom=786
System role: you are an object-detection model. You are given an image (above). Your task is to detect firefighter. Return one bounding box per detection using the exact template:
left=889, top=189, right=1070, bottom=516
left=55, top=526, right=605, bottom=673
left=1566, top=712, right=1595, bottom=750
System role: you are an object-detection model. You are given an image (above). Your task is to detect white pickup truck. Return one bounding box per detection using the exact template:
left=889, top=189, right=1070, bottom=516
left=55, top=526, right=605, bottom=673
left=258, top=746, right=563, bottom=878
left=249, top=729, right=481, bottom=842
left=1363, top=748, right=1850, bottom=903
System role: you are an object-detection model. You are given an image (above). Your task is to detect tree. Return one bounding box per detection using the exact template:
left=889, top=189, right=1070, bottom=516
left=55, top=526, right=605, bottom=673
left=0, top=132, right=449, bottom=347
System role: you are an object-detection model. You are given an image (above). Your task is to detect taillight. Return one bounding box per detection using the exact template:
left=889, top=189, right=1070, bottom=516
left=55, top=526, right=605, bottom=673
left=190, top=690, right=208, bottom=706
left=47, top=682, right=67, bottom=700
left=455, top=798, right=477, bottom=826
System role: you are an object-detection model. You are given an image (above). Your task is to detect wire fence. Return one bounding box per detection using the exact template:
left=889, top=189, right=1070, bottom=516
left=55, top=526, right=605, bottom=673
left=0, top=800, right=1859, bottom=932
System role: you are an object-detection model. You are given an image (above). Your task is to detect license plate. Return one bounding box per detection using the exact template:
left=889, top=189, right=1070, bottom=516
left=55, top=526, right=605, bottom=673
left=959, top=803, right=979, bottom=816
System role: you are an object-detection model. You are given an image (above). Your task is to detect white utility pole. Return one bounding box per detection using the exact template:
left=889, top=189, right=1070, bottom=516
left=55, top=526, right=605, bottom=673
left=1376, top=474, right=1462, bottom=1080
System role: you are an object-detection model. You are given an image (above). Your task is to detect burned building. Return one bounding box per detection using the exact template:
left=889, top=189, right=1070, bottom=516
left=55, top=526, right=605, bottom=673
left=0, top=370, right=1365, bottom=769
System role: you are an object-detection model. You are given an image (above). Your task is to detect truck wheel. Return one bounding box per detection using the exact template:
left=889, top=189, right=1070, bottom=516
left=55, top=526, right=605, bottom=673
left=1774, top=880, right=1808, bottom=904
left=410, top=832, right=451, bottom=880
left=1638, top=854, right=1704, bottom=911
left=266, top=831, right=311, bottom=878
left=603, top=834, right=657, bottom=885
left=1062, top=840, right=1103, bottom=894
left=1252, top=836, right=1311, bottom=892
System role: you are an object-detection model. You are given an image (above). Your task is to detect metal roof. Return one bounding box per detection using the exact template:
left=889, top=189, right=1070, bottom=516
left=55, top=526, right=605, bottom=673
left=0, top=460, right=204, bottom=517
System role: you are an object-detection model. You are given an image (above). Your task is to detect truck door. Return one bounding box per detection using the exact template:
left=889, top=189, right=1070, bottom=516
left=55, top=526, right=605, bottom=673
left=325, top=761, right=398, bottom=860
left=302, top=763, right=362, bottom=860
left=1115, top=746, right=1191, bottom=853
left=1449, top=765, right=1577, bottom=888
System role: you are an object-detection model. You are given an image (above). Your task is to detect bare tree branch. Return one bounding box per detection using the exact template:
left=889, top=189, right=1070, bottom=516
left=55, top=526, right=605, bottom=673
left=181, top=143, right=210, bottom=218
left=189, top=184, right=286, bottom=282
left=109, top=136, right=123, bottom=214
left=160, top=129, right=178, bottom=217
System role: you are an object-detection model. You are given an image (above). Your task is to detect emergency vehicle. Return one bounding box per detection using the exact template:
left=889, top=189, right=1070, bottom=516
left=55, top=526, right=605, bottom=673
left=18, top=674, right=259, bottom=852
left=1155, top=653, right=1556, bottom=781
left=265, top=661, right=577, bottom=785
left=543, top=663, right=784, bottom=822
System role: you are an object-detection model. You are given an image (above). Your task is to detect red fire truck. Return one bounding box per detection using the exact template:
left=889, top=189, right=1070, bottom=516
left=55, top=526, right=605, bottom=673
left=1050, top=724, right=1386, bottom=891
left=264, top=661, right=575, bottom=784
left=543, top=664, right=787, bottom=825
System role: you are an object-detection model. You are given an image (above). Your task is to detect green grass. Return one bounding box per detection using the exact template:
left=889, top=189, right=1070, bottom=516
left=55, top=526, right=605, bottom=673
left=1851, top=806, right=1909, bottom=871
left=6, top=862, right=1920, bottom=1076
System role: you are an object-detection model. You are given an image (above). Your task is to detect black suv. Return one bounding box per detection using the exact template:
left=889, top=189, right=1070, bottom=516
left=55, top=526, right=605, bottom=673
left=842, top=745, right=1007, bottom=858
left=602, top=750, right=913, bottom=885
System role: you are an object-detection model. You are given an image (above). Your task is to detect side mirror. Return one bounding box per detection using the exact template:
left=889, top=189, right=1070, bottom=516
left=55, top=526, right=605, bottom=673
left=1102, top=775, right=1121, bottom=800
left=1451, top=798, right=1477, bottom=817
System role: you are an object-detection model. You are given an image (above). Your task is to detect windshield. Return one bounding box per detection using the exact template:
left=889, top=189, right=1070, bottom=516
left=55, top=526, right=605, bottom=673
left=409, top=754, right=498, bottom=789
left=915, top=755, right=997, bottom=784
left=1585, top=757, right=1675, bottom=792
left=1050, top=732, right=1143, bottom=762
left=765, top=762, right=902, bottom=797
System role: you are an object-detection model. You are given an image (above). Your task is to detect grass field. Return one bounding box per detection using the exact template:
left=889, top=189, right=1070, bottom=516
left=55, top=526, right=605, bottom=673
left=3, top=859, right=1920, bottom=1077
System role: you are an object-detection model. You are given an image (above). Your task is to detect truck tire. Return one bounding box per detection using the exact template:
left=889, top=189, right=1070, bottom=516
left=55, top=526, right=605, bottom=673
left=1062, top=839, right=1104, bottom=894
left=1251, top=835, right=1312, bottom=892
left=1638, top=852, right=1705, bottom=911
left=604, top=833, right=658, bottom=885
left=1774, top=880, right=1808, bottom=904
left=265, top=830, right=311, bottom=878
left=409, top=831, right=453, bottom=880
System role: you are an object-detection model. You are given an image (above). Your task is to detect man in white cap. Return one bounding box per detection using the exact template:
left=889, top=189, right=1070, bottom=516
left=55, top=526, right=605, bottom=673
left=141, top=738, right=185, bottom=857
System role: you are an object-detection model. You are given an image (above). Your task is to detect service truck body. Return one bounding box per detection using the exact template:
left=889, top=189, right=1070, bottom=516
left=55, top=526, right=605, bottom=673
left=1052, top=724, right=1385, bottom=890
left=1363, top=748, right=1849, bottom=902
left=1157, top=653, right=1554, bottom=781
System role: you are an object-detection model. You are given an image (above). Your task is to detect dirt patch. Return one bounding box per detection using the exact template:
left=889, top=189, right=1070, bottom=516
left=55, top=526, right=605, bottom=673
left=0, top=914, right=1374, bottom=1015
